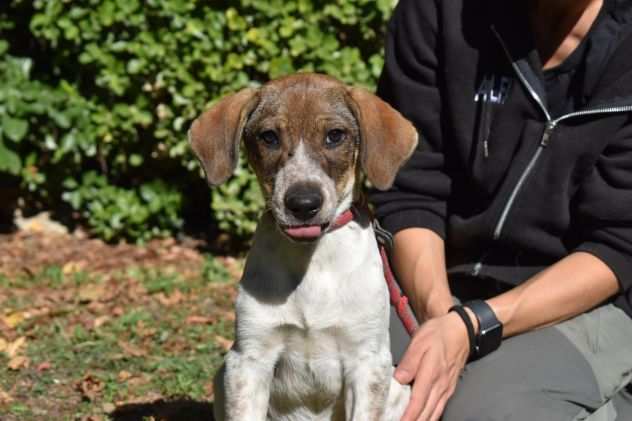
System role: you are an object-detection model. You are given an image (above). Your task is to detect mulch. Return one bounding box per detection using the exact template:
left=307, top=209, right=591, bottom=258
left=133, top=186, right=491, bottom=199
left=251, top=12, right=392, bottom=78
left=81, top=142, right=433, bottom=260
left=0, top=230, right=206, bottom=279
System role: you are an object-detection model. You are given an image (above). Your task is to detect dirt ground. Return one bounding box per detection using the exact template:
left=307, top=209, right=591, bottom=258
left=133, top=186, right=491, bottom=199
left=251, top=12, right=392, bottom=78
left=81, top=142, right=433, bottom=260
left=0, top=228, right=242, bottom=420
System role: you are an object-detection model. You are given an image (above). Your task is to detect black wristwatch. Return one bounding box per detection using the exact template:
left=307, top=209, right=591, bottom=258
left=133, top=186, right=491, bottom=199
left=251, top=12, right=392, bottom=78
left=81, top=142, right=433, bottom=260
left=464, top=300, right=503, bottom=359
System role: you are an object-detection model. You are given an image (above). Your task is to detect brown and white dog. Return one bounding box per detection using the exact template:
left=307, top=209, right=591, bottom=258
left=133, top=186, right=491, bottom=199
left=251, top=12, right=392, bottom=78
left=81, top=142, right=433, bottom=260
left=189, top=73, right=418, bottom=421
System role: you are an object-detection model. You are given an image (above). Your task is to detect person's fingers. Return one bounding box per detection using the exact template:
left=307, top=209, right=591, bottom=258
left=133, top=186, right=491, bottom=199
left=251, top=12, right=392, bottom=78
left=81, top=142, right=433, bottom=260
left=427, top=377, right=458, bottom=421
left=400, top=357, right=437, bottom=421
left=416, top=377, right=446, bottom=421
left=394, top=333, right=429, bottom=384
left=401, top=378, right=429, bottom=421
left=428, top=391, right=450, bottom=421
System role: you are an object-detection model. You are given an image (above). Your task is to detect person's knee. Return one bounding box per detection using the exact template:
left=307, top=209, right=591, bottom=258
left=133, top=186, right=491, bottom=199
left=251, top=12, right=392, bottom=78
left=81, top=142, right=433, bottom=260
left=442, top=325, right=609, bottom=420
left=443, top=386, right=521, bottom=421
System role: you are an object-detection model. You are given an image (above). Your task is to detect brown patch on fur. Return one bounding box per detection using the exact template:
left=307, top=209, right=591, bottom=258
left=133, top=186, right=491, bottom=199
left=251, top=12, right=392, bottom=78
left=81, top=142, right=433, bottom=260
left=345, top=87, right=418, bottom=190
left=368, top=380, right=389, bottom=420
left=243, top=74, right=360, bottom=202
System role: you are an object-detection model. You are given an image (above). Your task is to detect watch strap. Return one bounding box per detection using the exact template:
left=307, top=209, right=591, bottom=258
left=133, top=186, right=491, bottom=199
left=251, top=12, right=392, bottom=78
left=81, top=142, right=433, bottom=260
left=449, top=305, right=476, bottom=361
left=464, top=299, right=503, bottom=359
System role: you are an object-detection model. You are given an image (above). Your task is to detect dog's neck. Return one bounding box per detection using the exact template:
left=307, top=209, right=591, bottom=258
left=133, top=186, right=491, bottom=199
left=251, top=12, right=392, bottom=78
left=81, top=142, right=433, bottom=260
left=240, top=203, right=373, bottom=304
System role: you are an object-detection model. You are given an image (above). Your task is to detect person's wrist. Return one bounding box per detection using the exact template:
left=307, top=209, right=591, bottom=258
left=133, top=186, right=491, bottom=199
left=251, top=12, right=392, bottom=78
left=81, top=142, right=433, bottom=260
left=445, top=312, right=471, bottom=351
left=447, top=305, right=476, bottom=360
left=418, top=289, right=453, bottom=320
left=463, top=306, right=480, bottom=334
left=423, top=302, right=451, bottom=320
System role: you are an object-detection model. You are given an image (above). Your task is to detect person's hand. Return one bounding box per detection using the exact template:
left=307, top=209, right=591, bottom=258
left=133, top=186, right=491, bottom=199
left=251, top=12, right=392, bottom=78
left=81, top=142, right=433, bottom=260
left=395, top=311, right=472, bottom=421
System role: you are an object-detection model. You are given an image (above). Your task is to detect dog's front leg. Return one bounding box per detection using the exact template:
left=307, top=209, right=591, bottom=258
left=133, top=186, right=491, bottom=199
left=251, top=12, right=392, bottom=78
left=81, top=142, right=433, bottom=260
left=344, top=351, right=392, bottom=421
left=221, top=348, right=276, bottom=421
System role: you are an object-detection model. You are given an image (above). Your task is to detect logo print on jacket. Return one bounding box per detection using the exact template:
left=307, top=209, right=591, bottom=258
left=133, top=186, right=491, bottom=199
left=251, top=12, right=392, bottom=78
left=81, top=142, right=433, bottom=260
left=475, top=74, right=512, bottom=104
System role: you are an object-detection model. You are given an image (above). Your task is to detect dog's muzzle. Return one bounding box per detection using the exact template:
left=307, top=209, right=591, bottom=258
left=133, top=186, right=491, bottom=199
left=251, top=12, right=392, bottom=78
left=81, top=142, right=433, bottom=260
left=282, top=183, right=326, bottom=240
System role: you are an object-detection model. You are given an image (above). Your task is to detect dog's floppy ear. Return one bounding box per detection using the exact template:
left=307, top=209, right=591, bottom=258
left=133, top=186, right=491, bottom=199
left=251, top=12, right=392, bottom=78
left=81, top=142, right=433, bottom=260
left=188, top=88, right=259, bottom=186
left=346, top=87, right=418, bottom=190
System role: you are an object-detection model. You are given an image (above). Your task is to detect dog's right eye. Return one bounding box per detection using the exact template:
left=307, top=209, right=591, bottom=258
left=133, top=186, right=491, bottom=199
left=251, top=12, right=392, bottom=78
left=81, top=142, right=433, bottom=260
left=259, top=130, right=280, bottom=149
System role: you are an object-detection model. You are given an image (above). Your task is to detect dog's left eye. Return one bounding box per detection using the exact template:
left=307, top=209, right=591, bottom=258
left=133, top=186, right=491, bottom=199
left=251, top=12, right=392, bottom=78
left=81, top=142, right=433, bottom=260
left=325, top=129, right=346, bottom=148
left=259, top=130, right=280, bottom=149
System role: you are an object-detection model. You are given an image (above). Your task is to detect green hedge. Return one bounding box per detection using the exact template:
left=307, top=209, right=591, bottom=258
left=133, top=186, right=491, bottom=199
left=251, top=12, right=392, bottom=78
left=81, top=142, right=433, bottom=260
left=0, top=0, right=392, bottom=243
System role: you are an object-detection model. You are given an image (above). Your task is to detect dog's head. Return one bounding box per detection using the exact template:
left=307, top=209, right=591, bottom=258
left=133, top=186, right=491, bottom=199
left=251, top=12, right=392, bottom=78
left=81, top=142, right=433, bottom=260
left=189, top=74, right=418, bottom=242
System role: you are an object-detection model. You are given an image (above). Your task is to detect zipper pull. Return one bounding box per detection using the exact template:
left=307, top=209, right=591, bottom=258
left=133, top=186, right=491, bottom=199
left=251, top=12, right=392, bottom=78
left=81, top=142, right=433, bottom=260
left=483, top=139, right=489, bottom=158
left=472, top=261, right=483, bottom=276
left=540, top=122, right=557, bottom=147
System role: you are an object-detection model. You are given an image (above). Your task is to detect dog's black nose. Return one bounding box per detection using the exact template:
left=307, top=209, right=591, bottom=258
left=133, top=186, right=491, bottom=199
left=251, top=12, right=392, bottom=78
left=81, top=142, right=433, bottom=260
left=284, top=184, right=323, bottom=221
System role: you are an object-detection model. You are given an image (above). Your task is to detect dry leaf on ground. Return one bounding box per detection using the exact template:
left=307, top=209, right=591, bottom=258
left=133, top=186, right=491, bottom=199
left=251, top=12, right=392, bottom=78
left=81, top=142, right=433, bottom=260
left=214, top=335, right=233, bottom=352
left=5, top=336, right=26, bottom=358
left=2, top=311, right=25, bottom=329
left=117, top=340, right=147, bottom=357
left=114, top=391, right=163, bottom=407
left=126, top=375, right=150, bottom=388
left=78, top=283, right=107, bottom=303
left=0, top=387, right=13, bottom=404
left=156, top=289, right=184, bottom=306
left=37, top=361, right=52, bottom=372
left=79, top=415, right=103, bottom=421
left=76, top=374, right=104, bottom=402
left=205, top=382, right=214, bottom=398
left=102, top=403, right=116, bottom=414
left=92, top=315, right=110, bottom=329
left=186, top=315, right=216, bottom=325
left=62, top=261, right=84, bottom=275
left=216, top=309, right=236, bottom=322
left=117, top=370, right=133, bottom=382
left=8, top=355, right=30, bottom=370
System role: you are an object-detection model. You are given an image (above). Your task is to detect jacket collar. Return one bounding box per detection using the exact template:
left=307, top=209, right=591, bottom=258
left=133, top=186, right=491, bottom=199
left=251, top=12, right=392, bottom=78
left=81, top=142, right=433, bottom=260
left=488, top=0, right=632, bottom=109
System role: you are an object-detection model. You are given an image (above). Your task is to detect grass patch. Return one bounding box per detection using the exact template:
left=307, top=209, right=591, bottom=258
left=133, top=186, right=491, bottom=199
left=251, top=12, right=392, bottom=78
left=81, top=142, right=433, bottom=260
left=0, top=253, right=239, bottom=420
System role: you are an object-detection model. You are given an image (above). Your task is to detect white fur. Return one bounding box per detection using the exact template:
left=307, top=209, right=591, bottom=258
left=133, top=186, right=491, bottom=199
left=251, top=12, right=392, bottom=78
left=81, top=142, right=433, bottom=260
left=271, top=142, right=339, bottom=228
left=213, top=209, right=410, bottom=420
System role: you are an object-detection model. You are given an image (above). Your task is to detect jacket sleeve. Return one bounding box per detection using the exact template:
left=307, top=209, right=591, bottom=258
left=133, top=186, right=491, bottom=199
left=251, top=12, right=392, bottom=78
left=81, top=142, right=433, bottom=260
left=574, top=117, right=632, bottom=293
left=369, top=0, right=451, bottom=239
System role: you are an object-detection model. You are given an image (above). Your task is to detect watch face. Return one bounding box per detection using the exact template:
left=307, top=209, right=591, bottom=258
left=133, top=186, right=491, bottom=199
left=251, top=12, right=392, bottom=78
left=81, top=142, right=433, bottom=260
left=483, top=323, right=502, bottom=340
left=480, top=322, right=503, bottom=355
left=465, top=300, right=503, bottom=358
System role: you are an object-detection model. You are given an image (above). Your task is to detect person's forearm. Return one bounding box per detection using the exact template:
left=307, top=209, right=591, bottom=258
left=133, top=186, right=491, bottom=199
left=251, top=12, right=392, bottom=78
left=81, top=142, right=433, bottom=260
left=487, top=251, right=620, bottom=337
left=392, top=228, right=453, bottom=320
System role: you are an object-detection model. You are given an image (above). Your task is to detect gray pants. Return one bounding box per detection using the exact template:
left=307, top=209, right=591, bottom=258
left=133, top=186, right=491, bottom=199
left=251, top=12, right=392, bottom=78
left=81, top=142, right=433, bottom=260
left=390, top=303, right=632, bottom=420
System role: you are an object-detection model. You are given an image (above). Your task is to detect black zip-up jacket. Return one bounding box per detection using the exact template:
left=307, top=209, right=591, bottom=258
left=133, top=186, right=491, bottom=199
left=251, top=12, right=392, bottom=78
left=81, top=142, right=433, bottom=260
left=370, top=0, right=632, bottom=316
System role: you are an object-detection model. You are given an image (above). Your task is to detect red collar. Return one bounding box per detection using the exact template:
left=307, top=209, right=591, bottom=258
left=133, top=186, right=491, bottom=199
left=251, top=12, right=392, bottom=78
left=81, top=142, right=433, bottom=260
left=329, top=207, right=356, bottom=231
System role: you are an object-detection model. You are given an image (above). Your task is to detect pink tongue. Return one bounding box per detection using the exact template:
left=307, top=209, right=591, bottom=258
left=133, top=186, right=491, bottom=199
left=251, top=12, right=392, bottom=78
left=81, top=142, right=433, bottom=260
left=285, top=225, right=322, bottom=239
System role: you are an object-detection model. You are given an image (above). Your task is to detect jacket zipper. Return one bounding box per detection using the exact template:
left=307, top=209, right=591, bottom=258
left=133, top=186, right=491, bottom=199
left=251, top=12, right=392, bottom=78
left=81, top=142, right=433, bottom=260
left=468, top=28, right=632, bottom=275
left=492, top=104, right=632, bottom=240
left=482, top=101, right=493, bottom=158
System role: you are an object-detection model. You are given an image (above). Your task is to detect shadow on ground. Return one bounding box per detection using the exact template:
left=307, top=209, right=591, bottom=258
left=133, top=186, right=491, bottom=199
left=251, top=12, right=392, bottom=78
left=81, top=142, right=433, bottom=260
left=110, top=398, right=214, bottom=421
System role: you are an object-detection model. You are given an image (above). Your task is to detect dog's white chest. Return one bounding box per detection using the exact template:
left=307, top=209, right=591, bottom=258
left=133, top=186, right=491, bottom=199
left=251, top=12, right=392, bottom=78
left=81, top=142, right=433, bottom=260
left=232, top=217, right=391, bottom=418
left=269, top=331, right=346, bottom=417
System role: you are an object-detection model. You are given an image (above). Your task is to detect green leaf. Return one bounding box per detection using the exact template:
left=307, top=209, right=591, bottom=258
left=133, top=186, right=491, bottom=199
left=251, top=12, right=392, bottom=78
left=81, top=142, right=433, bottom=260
left=268, top=57, right=295, bottom=79
left=2, top=116, right=29, bottom=142
left=0, top=136, right=22, bottom=175
left=129, top=154, right=143, bottom=166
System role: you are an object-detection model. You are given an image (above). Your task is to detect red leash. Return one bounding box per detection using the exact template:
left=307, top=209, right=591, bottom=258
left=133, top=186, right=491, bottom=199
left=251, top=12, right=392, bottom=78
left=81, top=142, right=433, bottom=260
left=330, top=206, right=418, bottom=336
left=379, top=244, right=418, bottom=335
